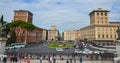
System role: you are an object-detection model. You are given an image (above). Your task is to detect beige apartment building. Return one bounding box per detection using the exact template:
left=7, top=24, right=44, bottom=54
left=79, top=8, right=120, bottom=46
left=48, top=25, right=59, bottom=41
left=63, top=30, right=79, bottom=41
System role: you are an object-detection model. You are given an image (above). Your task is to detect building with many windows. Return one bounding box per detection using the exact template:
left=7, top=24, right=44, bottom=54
left=79, top=8, right=120, bottom=46
left=14, top=10, right=33, bottom=23
left=13, top=10, right=43, bottom=43
left=63, top=30, right=79, bottom=41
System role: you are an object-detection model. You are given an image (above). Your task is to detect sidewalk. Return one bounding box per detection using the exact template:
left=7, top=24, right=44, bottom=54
left=18, top=59, right=113, bottom=63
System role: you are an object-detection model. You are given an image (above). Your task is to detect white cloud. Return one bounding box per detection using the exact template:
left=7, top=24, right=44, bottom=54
left=0, top=0, right=120, bottom=33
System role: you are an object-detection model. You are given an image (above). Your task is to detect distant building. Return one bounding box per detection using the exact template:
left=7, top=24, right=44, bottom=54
left=63, top=30, right=79, bottom=41
left=79, top=8, right=120, bottom=46
left=42, top=29, right=47, bottom=41
left=48, top=25, right=59, bottom=41
left=14, top=10, right=33, bottom=23
left=13, top=10, right=43, bottom=43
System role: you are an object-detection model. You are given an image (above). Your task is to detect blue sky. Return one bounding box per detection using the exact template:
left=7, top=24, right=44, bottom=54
left=0, top=0, right=120, bottom=33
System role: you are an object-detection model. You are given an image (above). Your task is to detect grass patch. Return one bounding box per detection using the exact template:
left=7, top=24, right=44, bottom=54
left=47, top=42, right=74, bottom=48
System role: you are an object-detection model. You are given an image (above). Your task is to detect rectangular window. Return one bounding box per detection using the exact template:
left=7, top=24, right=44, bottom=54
left=105, top=17, right=108, bottom=20
left=101, top=17, right=103, bottom=20
left=98, top=28, right=100, bottom=31
left=101, top=13, right=103, bottom=16
left=97, top=13, right=99, bottom=16
left=115, top=35, right=116, bottom=38
left=110, top=35, right=112, bottom=38
left=105, top=13, right=107, bottom=16
left=102, top=27, right=104, bottom=31
left=106, top=27, right=108, bottom=31
left=102, top=35, right=104, bottom=38
left=110, top=28, right=112, bottom=31
left=106, top=35, right=108, bottom=38
left=98, top=35, right=100, bottom=38
left=97, top=17, right=99, bottom=19
left=106, top=21, right=107, bottom=23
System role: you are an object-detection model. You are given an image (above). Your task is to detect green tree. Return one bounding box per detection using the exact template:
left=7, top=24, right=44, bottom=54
left=6, top=20, right=36, bottom=31
left=6, top=20, right=36, bottom=43
left=6, top=30, right=16, bottom=46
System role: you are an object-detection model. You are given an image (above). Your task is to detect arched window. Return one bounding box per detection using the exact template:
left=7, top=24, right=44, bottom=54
left=105, top=13, right=107, bottom=16
left=101, top=13, right=103, bottom=16
left=18, top=32, right=20, bottom=36
left=97, top=12, right=99, bottom=16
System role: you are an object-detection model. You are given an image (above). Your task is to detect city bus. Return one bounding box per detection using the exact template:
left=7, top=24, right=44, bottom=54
left=8, top=43, right=26, bottom=49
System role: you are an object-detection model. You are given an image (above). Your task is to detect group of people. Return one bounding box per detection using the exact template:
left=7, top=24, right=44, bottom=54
left=23, top=57, right=31, bottom=63
left=1, top=56, right=19, bottom=63
left=47, top=56, right=56, bottom=63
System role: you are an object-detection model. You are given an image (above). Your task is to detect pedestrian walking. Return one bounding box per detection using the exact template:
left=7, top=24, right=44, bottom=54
left=70, top=58, right=72, bottom=63
left=50, top=56, right=53, bottom=63
left=80, top=57, right=82, bottom=63
left=0, top=56, right=3, bottom=61
left=27, top=57, right=31, bottom=63
left=39, top=56, right=42, bottom=63
left=24, top=57, right=27, bottom=63
left=53, top=56, right=56, bottom=63
left=3, top=57, right=7, bottom=63
left=74, top=57, right=76, bottom=63
left=7, top=57, right=11, bottom=63
left=66, top=59, right=69, bottom=63
left=15, top=56, right=18, bottom=62
left=48, top=56, right=50, bottom=63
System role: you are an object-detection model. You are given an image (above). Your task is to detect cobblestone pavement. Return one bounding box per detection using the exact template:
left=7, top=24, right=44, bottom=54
left=0, top=60, right=113, bottom=63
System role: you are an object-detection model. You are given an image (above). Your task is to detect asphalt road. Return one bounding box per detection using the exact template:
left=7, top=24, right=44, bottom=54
left=5, top=42, right=114, bottom=55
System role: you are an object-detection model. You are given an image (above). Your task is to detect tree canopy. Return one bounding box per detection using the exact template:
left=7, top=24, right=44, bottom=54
left=6, top=20, right=36, bottom=31
left=6, top=20, right=36, bottom=44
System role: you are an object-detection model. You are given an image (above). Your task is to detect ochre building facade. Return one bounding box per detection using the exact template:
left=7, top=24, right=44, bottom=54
left=79, top=8, right=120, bottom=46
left=48, top=25, right=59, bottom=41
left=63, top=30, right=79, bottom=41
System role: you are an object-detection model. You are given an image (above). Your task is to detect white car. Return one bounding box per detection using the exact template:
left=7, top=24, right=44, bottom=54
left=74, top=49, right=83, bottom=53
left=94, top=51, right=100, bottom=54
left=56, top=48, right=63, bottom=51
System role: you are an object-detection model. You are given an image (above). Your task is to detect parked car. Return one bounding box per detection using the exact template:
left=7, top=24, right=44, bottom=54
left=56, top=48, right=63, bottom=51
